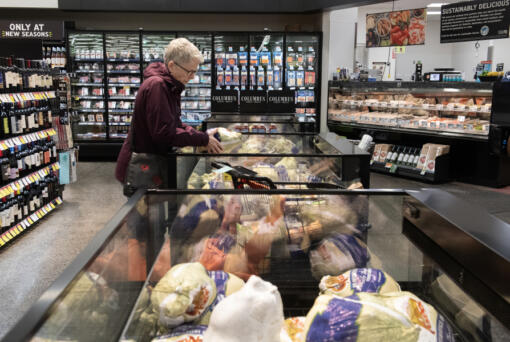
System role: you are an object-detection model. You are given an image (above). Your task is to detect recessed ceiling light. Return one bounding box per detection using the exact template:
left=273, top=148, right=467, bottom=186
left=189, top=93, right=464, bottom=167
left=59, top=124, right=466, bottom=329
left=428, top=11, right=441, bottom=15
left=427, top=3, right=448, bottom=7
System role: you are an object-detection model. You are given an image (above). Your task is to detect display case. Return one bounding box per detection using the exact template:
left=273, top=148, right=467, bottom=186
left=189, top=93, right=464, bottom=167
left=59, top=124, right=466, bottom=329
left=169, top=132, right=371, bottom=190
left=68, top=32, right=107, bottom=141
left=6, top=188, right=509, bottom=342
left=327, top=81, right=510, bottom=187
left=105, top=32, right=141, bottom=141
left=202, top=114, right=301, bottom=134
left=328, top=81, right=493, bottom=140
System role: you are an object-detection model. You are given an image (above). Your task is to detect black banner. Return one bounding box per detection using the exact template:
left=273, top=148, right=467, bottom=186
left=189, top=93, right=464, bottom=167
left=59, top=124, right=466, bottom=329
left=0, top=21, right=64, bottom=40
left=211, top=89, right=238, bottom=113
left=240, top=90, right=267, bottom=113
left=441, top=0, right=510, bottom=43
left=267, top=90, right=295, bottom=113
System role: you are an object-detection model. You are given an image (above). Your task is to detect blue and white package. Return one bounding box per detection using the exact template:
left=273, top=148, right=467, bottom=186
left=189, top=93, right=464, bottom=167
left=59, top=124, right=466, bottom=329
left=152, top=325, right=207, bottom=341
left=249, top=66, right=256, bottom=88
left=303, top=292, right=455, bottom=342
left=273, top=65, right=282, bottom=89
left=260, top=49, right=271, bottom=67
left=249, top=47, right=259, bottom=66
left=257, top=66, right=265, bottom=87
left=287, top=70, right=296, bottom=87
left=238, top=47, right=248, bottom=66
left=266, top=66, right=274, bottom=88
left=319, top=268, right=401, bottom=297
left=296, top=67, right=305, bottom=88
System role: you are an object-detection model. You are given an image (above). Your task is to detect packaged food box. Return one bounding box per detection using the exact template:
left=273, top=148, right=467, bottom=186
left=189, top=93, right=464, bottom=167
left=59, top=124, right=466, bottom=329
left=378, top=144, right=392, bottom=162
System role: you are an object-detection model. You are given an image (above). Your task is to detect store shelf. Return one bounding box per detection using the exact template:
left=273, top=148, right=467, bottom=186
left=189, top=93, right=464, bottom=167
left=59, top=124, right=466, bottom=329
left=0, top=197, right=63, bottom=249
left=109, top=122, right=131, bottom=126
left=370, top=154, right=450, bottom=183
left=328, top=120, right=489, bottom=141
left=0, top=128, right=57, bottom=151
left=335, top=100, right=492, bottom=114
left=186, top=83, right=211, bottom=87
left=75, top=134, right=107, bottom=140
left=75, top=70, right=104, bottom=74
left=76, top=122, right=106, bottom=126
left=110, top=134, right=128, bottom=139
left=182, top=96, right=211, bottom=100
left=144, top=59, right=163, bottom=63
left=107, top=70, right=141, bottom=75
left=77, top=108, right=106, bottom=113
left=72, top=83, right=104, bottom=87
left=74, top=58, right=103, bottom=62
left=109, top=109, right=133, bottom=113
left=182, top=120, right=202, bottom=126
left=108, top=96, right=136, bottom=100
left=107, top=58, right=140, bottom=62
left=108, top=83, right=140, bottom=87
left=75, top=96, right=103, bottom=100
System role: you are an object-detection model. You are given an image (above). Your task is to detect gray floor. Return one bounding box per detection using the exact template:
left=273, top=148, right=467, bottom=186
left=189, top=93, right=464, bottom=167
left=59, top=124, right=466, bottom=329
left=0, top=162, right=126, bottom=340
left=0, top=165, right=509, bottom=339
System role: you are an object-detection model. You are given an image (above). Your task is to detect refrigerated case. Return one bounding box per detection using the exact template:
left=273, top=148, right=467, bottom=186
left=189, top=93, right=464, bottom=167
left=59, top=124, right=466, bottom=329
left=202, top=114, right=301, bottom=134
left=169, top=132, right=371, bottom=189
left=327, top=81, right=510, bottom=187
left=5, top=188, right=510, bottom=342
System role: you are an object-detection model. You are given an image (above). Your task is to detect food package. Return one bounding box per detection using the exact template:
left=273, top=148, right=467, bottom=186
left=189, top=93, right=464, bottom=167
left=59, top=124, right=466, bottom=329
left=196, top=271, right=245, bottom=325
left=151, top=263, right=217, bottom=328
left=203, top=276, right=284, bottom=342
left=300, top=198, right=359, bottom=237
left=309, top=233, right=370, bottom=280
left=319, top=268, right=401, bottom=297
left=171, top=197, right=222, bottom=242
left=152, top=325, right=207, bottom=341
left=303, top=292, right=455, bottom=342
left=378, top=144, right=393, bottom=162
left=418, top=144, right=450, bottom=173
left=280, top=317, right=306, bottom=342
left=416, top=144, right=432, bottom=170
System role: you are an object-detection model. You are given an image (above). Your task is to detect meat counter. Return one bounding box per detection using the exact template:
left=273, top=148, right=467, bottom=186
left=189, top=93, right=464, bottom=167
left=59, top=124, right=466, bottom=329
left=168, top=132, right=371, bottom=189
left=5, top=188, right=509, bottom=342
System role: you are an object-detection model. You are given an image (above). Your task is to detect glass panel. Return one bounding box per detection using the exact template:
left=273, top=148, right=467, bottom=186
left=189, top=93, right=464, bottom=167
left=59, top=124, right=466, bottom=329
left=285, top=34, right=320, bottom=125
left=105, top=33, right=141, bottom=141
left=142, top=33, right=176, bottom=64
left=178, top=33, right=213, bottom=126
left=29, top=194, right=166, bottom=342
left=68, top=33, right=107, bottom=141
left=204, top=114, right=299, bottom=134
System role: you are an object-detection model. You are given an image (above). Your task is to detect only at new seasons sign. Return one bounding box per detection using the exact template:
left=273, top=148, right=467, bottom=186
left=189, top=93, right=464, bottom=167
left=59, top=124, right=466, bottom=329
left=0, top=21, right=63, bottom=40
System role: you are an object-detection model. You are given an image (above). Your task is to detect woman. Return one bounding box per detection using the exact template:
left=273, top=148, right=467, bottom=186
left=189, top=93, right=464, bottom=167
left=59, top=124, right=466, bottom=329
left=116, top=38, right=222, bottom=194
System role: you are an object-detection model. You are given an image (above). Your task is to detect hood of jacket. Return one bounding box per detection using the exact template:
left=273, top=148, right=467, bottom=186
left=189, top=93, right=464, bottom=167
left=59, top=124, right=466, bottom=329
left=143, top=62, right=185, bottom=94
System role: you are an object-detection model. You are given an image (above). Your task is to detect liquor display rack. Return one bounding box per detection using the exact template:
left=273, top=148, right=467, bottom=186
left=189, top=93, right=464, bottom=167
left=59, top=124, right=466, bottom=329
left=66, top=30, right=321, bottom=159
left=0, top=56, right=65, bottom=248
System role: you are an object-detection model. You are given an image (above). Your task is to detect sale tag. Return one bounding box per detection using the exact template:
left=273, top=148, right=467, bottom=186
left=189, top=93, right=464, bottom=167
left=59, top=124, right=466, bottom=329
left=50, top=203, right=56, bottom=209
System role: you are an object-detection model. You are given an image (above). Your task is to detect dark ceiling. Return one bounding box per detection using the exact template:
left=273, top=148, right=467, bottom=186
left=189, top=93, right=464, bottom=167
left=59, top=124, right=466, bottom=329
left=58, top=0, right=389, bottom=13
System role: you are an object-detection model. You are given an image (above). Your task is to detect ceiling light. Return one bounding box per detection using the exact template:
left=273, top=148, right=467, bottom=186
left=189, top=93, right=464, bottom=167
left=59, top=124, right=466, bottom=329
left=427, top=11, right=441, bottom=15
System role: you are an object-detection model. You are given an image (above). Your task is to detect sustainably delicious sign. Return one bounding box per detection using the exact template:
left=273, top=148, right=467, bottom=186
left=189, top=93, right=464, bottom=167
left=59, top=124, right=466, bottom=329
left=441, top=0, right=510, bottom=43
left=0, top=21, right=63, bottom=40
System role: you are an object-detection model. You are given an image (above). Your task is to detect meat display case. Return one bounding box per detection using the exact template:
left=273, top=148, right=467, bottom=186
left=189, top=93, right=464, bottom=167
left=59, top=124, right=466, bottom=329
left=168, top=132, right=371, bottom=189
left=5, top=188, right=509, bottom=342
left=327, top=81, right=510, bottom=187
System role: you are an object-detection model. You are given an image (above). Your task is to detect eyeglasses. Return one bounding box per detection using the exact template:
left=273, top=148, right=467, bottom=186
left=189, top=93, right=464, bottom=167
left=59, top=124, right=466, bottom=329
left=173, top=61, right=199, bottom=76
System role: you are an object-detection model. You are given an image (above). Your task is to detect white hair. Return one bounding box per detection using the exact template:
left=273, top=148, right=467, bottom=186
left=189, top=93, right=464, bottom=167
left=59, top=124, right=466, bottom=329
left=164, top=38, right=204, bottom=65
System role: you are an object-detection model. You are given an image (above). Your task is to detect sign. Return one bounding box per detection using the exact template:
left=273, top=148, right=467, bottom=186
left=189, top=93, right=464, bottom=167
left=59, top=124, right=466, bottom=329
left=441, top=0, right=510, bottom=43
left=211, top=89, right=238, bottom=113
left=239, top=90, right=267, bottom=113
left=267, top=90, right=295, bottom=113
left=0, top=21, right=63, bottom=40
left=394, top=46, right=406, bottom=53
left=366, top=8, right=426, bottom=47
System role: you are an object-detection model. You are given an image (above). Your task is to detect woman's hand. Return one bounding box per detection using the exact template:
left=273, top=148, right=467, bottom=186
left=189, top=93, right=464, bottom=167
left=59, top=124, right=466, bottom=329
left=207, top=134, right=223, bottom=154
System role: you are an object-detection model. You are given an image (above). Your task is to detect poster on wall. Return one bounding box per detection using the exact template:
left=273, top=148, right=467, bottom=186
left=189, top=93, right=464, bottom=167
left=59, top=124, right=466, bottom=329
left=366, top=8, right=427, bottom=47
left=440, top=0, right=510, bottom=43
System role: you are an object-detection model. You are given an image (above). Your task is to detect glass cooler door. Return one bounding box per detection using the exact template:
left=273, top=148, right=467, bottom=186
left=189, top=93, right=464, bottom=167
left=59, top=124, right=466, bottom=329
left=105, top=33, right=141, bottom=141
left=68, top=32, right=107, bottom=141
left=248, top=33, right=285, bottom=92
left=177, top=32, right=213, bottom=127
left=4, top=189, right=510, bottom=342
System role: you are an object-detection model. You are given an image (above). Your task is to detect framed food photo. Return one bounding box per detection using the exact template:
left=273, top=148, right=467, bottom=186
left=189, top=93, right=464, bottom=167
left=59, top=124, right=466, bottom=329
left=366, top=8, right=426, bottom=47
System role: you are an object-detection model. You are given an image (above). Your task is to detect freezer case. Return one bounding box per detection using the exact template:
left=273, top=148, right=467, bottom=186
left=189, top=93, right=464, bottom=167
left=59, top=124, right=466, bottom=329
left=169, top=132, right=371, bottom=189
left=5, top=188, right=509, bottom=342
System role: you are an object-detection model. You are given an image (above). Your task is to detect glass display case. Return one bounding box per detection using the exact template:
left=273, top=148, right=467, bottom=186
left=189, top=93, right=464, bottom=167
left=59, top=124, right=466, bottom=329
left=202, top=114, right=300, bottom=134
left=169, top=133, right=371, bottom=190
left=328, top=81, right=493, bottom=140
left=5, top=188, right=509, bottom=342
left=105, top=33, right=141, bottom=141
left=177, top=33, right=212, bottom=126
left=68, top=32, right=107, bottom=141
left=286, top=33, right=320, bottom=124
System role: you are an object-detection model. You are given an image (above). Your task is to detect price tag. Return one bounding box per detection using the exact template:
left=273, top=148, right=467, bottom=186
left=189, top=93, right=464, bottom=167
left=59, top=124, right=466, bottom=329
left=458, top=115, right=466, bottom=122
left=390, top=102, right=398, bottom=108
left=55, top=197, right=63, bottom=205
left=469, top=105, right=478, bottom=112
left=1, top=235, right=9, bottom=243
left=5, top=231, right=13, bottom=240
left=13, top=227, right=19, bottom=235
left=50, top=203, right=56, bottom=209
left=35, top=211, right=42, bottom=219
left=385, top=163, right=393, bottom=169
left=0, top=143, right=7, bottom=151
left=436, top=104, right=443, bottom=110
left=41, top=207, right=48, bottom=215
left=422, top=103, right=430, bottom=109
left=447, top=103, right=456, bottom=110
left=20, top=221, right=27, bottom=229
left=379, top=102, right=388, bottom=108
left=389, top=164, right=398, bottom=173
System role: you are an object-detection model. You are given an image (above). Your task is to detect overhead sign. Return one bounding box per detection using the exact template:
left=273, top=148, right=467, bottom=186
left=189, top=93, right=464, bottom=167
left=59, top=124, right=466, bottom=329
left=441, top=0, right=510, bottom=43
left=0, top=21, right=63, bottom=40
left=366, top=8, right=426, bottom=47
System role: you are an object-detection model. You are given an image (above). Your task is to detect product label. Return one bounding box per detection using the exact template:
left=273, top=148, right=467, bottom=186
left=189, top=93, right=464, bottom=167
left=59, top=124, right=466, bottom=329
left=306, top=295, right=362, bottom=341
left=350, top=269, right=387, bottom=292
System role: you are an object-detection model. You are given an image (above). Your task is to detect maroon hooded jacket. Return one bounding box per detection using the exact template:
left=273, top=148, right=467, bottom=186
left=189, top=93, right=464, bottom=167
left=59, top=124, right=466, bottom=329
left=115, top=62, right=209, bottom=183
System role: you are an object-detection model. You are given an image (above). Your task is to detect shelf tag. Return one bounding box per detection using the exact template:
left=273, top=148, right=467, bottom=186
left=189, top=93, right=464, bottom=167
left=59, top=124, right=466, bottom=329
left=469, top=105, right=478, bottom=112
left=385, top=163, right=393, bottom=169
left=457, top=115, right=466, bottom=122
left=389, top=164, right=398, bottom=173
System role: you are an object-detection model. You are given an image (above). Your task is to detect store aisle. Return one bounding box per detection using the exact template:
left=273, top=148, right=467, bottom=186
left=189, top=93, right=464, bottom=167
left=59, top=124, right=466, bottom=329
left=0, top=162, right=126, bottom=339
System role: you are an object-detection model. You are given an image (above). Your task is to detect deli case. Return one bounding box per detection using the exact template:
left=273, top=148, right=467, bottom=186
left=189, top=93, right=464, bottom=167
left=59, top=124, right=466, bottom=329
left=327, top=81, right=510, bottom=187
left=5, top=188, right=510, bottom=341
left=168, top=132, right=371, bottom=189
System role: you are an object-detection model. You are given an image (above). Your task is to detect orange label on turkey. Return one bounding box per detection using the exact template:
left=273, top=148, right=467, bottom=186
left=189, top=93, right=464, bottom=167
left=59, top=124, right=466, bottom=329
left=324, top=275, right=347, bottom=293
left=408, top=298, right=434, bottom=334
